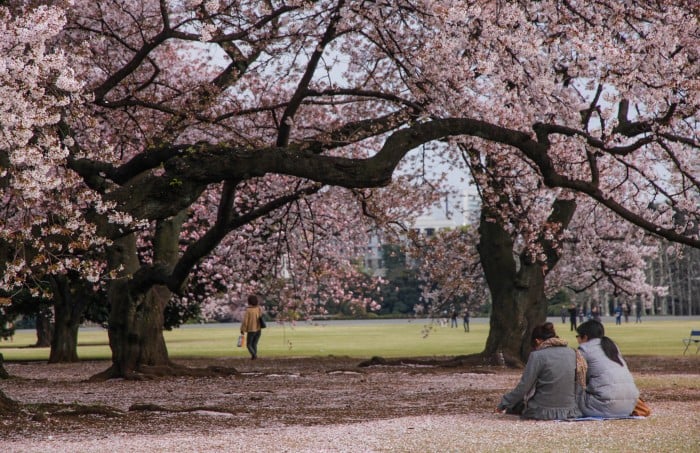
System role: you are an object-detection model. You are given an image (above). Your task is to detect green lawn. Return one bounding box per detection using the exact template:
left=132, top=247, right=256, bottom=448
left=0, top=318, right=697, bottom=361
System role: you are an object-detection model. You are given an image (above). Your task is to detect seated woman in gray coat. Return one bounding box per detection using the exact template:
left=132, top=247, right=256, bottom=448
left=576, top=320, right=639, bottom=417
left=497, top=322, right=583, bottom=420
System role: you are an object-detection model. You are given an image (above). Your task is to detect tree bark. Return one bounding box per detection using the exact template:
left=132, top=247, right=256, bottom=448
left=49, top=306, right=80, bottom=363
left=107, top=282, right=172, bottom=378
left=0, top=353, right=18, bottom=413
left=98, top=212, right=186, bottom=379
left=34, top=311, right=52, bottom=348
left=0, top=353, right=9, bottom=379
left=477, top=214, right=545, bottom=365
left=478, top=198, right=577, bottom=365
left=48, top=275, right=90, bottom=363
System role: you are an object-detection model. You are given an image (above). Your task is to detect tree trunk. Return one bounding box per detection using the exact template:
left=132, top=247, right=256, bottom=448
left=107, top=282, right=172, bottom=377
left=49, top=306, right=80, bottom=363
left=486, top=265, right=549, bottom=364
left=478, top=198, right=576, bottom=365
left=0, top=353, right=9, bottom=379
left=97, top=212, right=186, bottom=379
left=34, top=311, right=52, bottom=348
left=48, top=275, right=88, bottom=363
left=686, top=258, right=692, bottom=316
left=477, top=215, right=547, bottom=364
left=0, top=353, right=17, bottom=413
left=664, top=251, right=675, bottom=315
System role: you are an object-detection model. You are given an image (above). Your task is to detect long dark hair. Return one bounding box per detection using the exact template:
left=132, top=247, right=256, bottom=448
left=577, top=320, right=624, bottom=366
left=531, top=322, right=557, bottom=347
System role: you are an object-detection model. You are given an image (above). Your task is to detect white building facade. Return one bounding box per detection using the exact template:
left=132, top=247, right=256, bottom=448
left=362, top=185, right=482, bottom=276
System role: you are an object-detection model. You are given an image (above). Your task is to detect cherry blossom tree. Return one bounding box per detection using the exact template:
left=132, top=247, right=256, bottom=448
left=545, top=202, right=664, bottom=306
left=2, top=1, right=699, bottom=376
left=0, top=2, right=110, bottom=362
left=186, top=183, right=406, bottom=322
left=0, top=3, right=89, bottom=287
left=415, top=1, right=698, bottom=361
left=5, top=0, right=450, bottom=378
left=417, top=155, right=664, bottom=362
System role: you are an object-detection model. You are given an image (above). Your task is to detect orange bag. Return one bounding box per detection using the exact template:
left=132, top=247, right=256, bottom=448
left=631, top=397, right=651, bottom=417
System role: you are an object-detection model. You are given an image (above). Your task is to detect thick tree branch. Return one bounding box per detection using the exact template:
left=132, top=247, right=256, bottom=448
left=67, top=117, right=536, bottom=223
left=556, top=179, right=700, bottom=248
left=304, top=88, right=421, bottom=111
left=69, top=145, right=183, bottom=188
left=162, top=183, right=323, bottom=292
left=165, top=117, right=539, bottom=188
left=298, top=109, right=415, bottom=153
left=92, top=28, right=172, bottom=103
left=68, top=114, right=700, bottom=250
left=533, top=122, right=653, bottom=155
left=539, top=198, right=577, bottom=273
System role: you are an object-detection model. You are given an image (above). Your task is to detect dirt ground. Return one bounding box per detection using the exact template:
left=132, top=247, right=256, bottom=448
left=1, top=355, right=699, bottom=451
left=2, top=355, right=699, bottom=434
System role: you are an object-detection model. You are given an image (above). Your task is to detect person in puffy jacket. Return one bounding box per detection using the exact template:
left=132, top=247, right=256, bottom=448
left=576, top=320, right=639, bottom=417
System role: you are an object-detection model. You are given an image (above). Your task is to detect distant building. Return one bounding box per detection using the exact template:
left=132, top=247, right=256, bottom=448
left=362, top=184, right=481, bottom=276
left=461, top=183, right=481, bottom=226
left=362, top=233, right=386, bottom=277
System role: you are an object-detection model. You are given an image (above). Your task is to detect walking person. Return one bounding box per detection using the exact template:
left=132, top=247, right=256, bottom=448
left=614, top=303, right=622, bottom=325
left=240, top=294, right=264, bottom=360
left=575, top=320, right=639, bottom=417
left=463, top=310, right=470, bottom=332
left=568, top=304, right=578, bottom=331
left=496, top=322, right=583, bottom=420
left=635, top=300, right=643, bottom=323
left=450, top=311, right=458, bottom=328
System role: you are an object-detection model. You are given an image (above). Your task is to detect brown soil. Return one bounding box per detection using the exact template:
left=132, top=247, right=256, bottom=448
left=1, top=355, right=698, bottom=441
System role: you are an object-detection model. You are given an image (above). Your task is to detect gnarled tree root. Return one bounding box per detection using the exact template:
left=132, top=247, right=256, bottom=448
left=358, top=353, right=523, bottom=369
left=30, top=403, right=124, bottom=418
left=129, top=403, right=238, bottom=415
left=89, top=361, right=240, bottom=382
left=1, top=391, right=122, bottom=419
left=0, top=389, right=19, bottom=414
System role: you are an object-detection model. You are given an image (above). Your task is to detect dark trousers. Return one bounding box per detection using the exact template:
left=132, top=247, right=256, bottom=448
left=246, top=330, right=261, bottom=359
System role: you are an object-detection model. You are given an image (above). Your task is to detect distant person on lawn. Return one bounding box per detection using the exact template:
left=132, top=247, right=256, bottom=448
left=568, top=304, right=578, bottom=331
left=575, top=320, right=639, bottom=417
left=240, top=294, right=264, bottom=360
left=450, top=311, right=458, bottom=328
left=497, top=322, right=583, bottom=420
